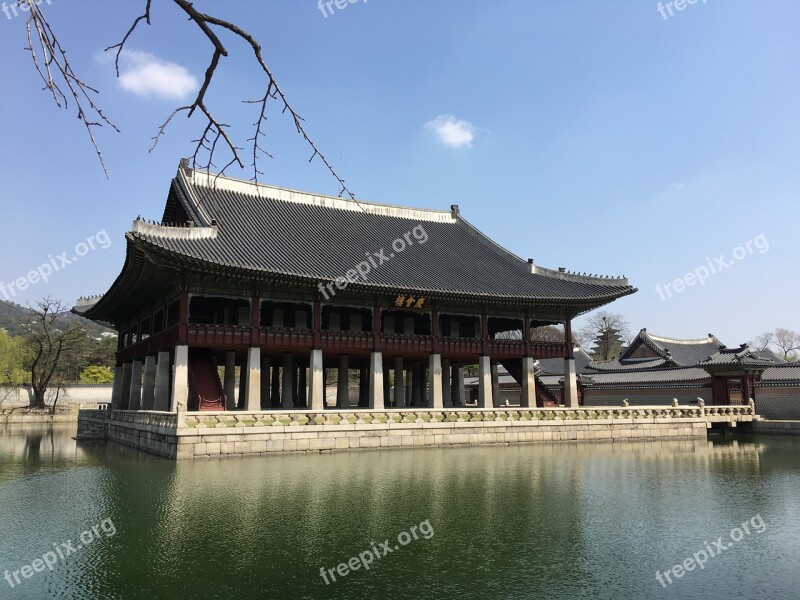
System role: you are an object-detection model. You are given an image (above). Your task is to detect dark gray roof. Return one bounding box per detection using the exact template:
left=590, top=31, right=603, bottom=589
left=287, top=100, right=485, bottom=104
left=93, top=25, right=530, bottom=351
left=620, top=330, right=724, bottom=367
left=761, top=363, right=800, bottom=383
left=587, top=357, right=668, bottom=372
left=537, top=347, right=593, bottom=375
left=586, top=367, right=710, bottom=387
left=699, top=345, right=776, bottom=369
left=126, top=167, right=636, bottom=305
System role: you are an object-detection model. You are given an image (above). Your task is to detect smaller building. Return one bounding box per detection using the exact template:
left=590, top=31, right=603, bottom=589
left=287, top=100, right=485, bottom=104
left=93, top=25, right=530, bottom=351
left=466, top=329, right=800, bottom=418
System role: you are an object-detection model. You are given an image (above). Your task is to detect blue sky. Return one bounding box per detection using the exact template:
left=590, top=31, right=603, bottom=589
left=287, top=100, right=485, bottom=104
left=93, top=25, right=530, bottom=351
left=0, top=0, right=797, bottom=345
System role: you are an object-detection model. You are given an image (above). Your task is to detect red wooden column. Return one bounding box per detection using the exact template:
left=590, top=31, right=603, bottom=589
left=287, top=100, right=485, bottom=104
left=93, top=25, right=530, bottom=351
left=313, top=301, right=322, bottom=348
left=373, top=304, right=383, bottom=350
left=523, top=313, right=531, bottom=357
left=564, top=318, right=575, bottom=359
left=481, top=312, right=489, bottom=355
left=178, top=293, right=189, bottom=344
left=432, top=309, right=440, bottom=353
left=250, top=296, right=260, bottom=345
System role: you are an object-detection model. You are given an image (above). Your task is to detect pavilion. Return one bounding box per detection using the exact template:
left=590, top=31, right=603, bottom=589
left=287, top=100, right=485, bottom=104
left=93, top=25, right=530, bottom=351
left=74, top=160, right=637, bottom=415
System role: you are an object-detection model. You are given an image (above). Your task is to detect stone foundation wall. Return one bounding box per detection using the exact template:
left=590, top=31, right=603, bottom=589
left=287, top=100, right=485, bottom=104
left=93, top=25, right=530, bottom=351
left=177, top=419, right=709, bottom=459
left=754, top=387, right=800, bottom=420
left=77, top=406, right=756, bottom=460
left=742, top=420, right=800, bottom=435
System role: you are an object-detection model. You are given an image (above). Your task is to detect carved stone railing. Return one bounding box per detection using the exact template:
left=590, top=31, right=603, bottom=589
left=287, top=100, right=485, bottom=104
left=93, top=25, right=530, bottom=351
left=179, top=405, right=754, bottom=429
left=111, top=410, right=178, bottom=428
left=79, top=408, right=112, bottom=420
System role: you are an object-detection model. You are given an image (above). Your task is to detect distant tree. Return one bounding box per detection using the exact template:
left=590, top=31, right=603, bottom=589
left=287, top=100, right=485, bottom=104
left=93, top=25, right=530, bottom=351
left=752, top=328, right=800, bottom=361
left=79, top=366, right=115, bottom=384
left=21, top=298, right=87, bottom=410
left=577, top=311, right=631, bottom=361
left=494, top=325, right=565, bottom=342
left=0, top=329, right=27, bottom=386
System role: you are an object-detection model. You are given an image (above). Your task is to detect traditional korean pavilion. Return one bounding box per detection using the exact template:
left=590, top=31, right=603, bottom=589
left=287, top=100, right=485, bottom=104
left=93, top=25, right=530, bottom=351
left=75, top=161, right=636, bottom=414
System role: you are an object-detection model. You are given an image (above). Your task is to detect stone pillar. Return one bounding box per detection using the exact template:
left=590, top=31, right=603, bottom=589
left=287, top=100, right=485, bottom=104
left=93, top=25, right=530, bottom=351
left=358, top=367, right=369, bottom=407
left=260, top=356, right=271, bottom=409
left=297, top=365, right=308, bottom=408
left=141, top=355, right=157, bottom=410
left=449, top=363, right=461, bottom=407
left=478, top=355, right=492, bottom=408
left=428, top=353, right=443, bottom=409
left=491, top=362, right=501, bottom=407
left=245, top=347, right=261, bottom=412
left=563, top=358, right=579, bottom=407
left=337, top=355, right=349, bottom=408
left=154, top=352, right=170, bottom=411
left=129, top=360, right=143, bottom=411
left=309, top=349, right=325, bottom=411
left=281, top=353, right=294, bottom=408
left=224, top=351, right=236, bottom=411
left=456, top=366, right=466, bottom=406
left=170, top=345, right=189, bottom=413
left=271, top=364, right=281, bottom=408
left=521, top=357, right=536, bottom=408
left=111, top=365, right=124, bottom=410
left=442, top=359, right=451, bottom=407
left=411, top=363, right=422, bottom=406
left=238, top=360, right=247, bottom=409
left=369, top=351, right=385, bottom=409
left=393, top=357, right=404, bottom=407
left=405, top=368, right=413, bottom=406
left=383, top=368, right=391, bottom=406
left=120, top=362, right=133, bottom=410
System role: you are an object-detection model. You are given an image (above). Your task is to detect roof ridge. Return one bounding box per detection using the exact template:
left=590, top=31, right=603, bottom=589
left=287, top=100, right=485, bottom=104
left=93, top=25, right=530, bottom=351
left=647, top=332, right=718, bottom=345
left=184, top=165, right=457, bottom=223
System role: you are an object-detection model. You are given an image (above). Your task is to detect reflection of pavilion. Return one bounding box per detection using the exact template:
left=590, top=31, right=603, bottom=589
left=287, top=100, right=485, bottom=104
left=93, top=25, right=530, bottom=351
left=75, top=161, right=635, bottom=415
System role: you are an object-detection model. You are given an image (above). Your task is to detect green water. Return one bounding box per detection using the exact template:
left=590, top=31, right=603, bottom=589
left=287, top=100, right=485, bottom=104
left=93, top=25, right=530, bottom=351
left=0, top=425, right=798, bottom=599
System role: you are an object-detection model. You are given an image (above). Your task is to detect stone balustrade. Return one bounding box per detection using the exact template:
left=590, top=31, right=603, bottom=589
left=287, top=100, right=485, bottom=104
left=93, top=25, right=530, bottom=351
left=179, top=404, right=754, bottom=430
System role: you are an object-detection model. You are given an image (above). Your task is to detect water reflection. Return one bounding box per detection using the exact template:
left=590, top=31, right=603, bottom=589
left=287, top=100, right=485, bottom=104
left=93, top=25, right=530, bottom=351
left=0, top=426, right=797, bottom=600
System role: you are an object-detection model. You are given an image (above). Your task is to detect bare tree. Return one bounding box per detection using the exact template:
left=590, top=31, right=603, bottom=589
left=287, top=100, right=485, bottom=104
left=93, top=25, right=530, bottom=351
left=21, top=0, right=355, bottom=198
left=752, top=331, right=774, bottom=351
left=21, top=298, right=86, bottom=411
left=773, top=328, right=800, bottom=361
left=751, top=328, right=800, bottom=361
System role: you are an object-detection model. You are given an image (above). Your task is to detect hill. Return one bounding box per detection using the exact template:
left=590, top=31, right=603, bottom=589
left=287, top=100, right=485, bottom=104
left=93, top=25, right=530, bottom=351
left=0, top=300, right=114, bottom=338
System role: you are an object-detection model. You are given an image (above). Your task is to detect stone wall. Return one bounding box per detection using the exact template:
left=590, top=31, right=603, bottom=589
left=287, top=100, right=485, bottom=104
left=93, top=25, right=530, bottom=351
left=0, top=385, right=112, bottom=408
left=583, top=388, right=712, bottom=406
left=177, top=418, right=709, bottom=460
left=754, top=387, right=800, bottom=420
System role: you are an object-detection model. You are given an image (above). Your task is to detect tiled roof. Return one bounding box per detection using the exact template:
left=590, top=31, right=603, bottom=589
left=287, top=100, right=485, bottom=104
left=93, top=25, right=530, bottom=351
left=621, top=329, right=724, bottom=367
left=537, top=347, right=593, bottom=375
left=761, top=363, right=800, bottom=383
left=586, top=357, right=668, bottom=372
left=699, top=345, right=776, bottom=369
left=126, top=166, right=636, bottom=304
left=585, top=367, right=710, bottom=386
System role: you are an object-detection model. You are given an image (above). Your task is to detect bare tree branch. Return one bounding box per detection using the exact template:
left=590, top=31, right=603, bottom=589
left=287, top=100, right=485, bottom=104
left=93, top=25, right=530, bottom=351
left=24, top=0, right=119, bottom=177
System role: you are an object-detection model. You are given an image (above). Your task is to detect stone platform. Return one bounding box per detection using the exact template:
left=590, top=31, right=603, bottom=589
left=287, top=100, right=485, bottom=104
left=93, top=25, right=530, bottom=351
left=76, top=405, right=756, bottom=460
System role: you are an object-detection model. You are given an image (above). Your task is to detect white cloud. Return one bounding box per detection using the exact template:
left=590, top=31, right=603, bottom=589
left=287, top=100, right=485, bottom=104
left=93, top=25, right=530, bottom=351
left=116, top=51, right=198, bottom=101
left=426, top=114, right=477, bottom=149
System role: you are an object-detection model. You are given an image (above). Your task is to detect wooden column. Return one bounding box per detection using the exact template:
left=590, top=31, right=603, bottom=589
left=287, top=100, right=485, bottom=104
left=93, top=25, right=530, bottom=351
left=178, top=293, right=189, bottom=344
left=250, top=296, right=260, bottom=345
